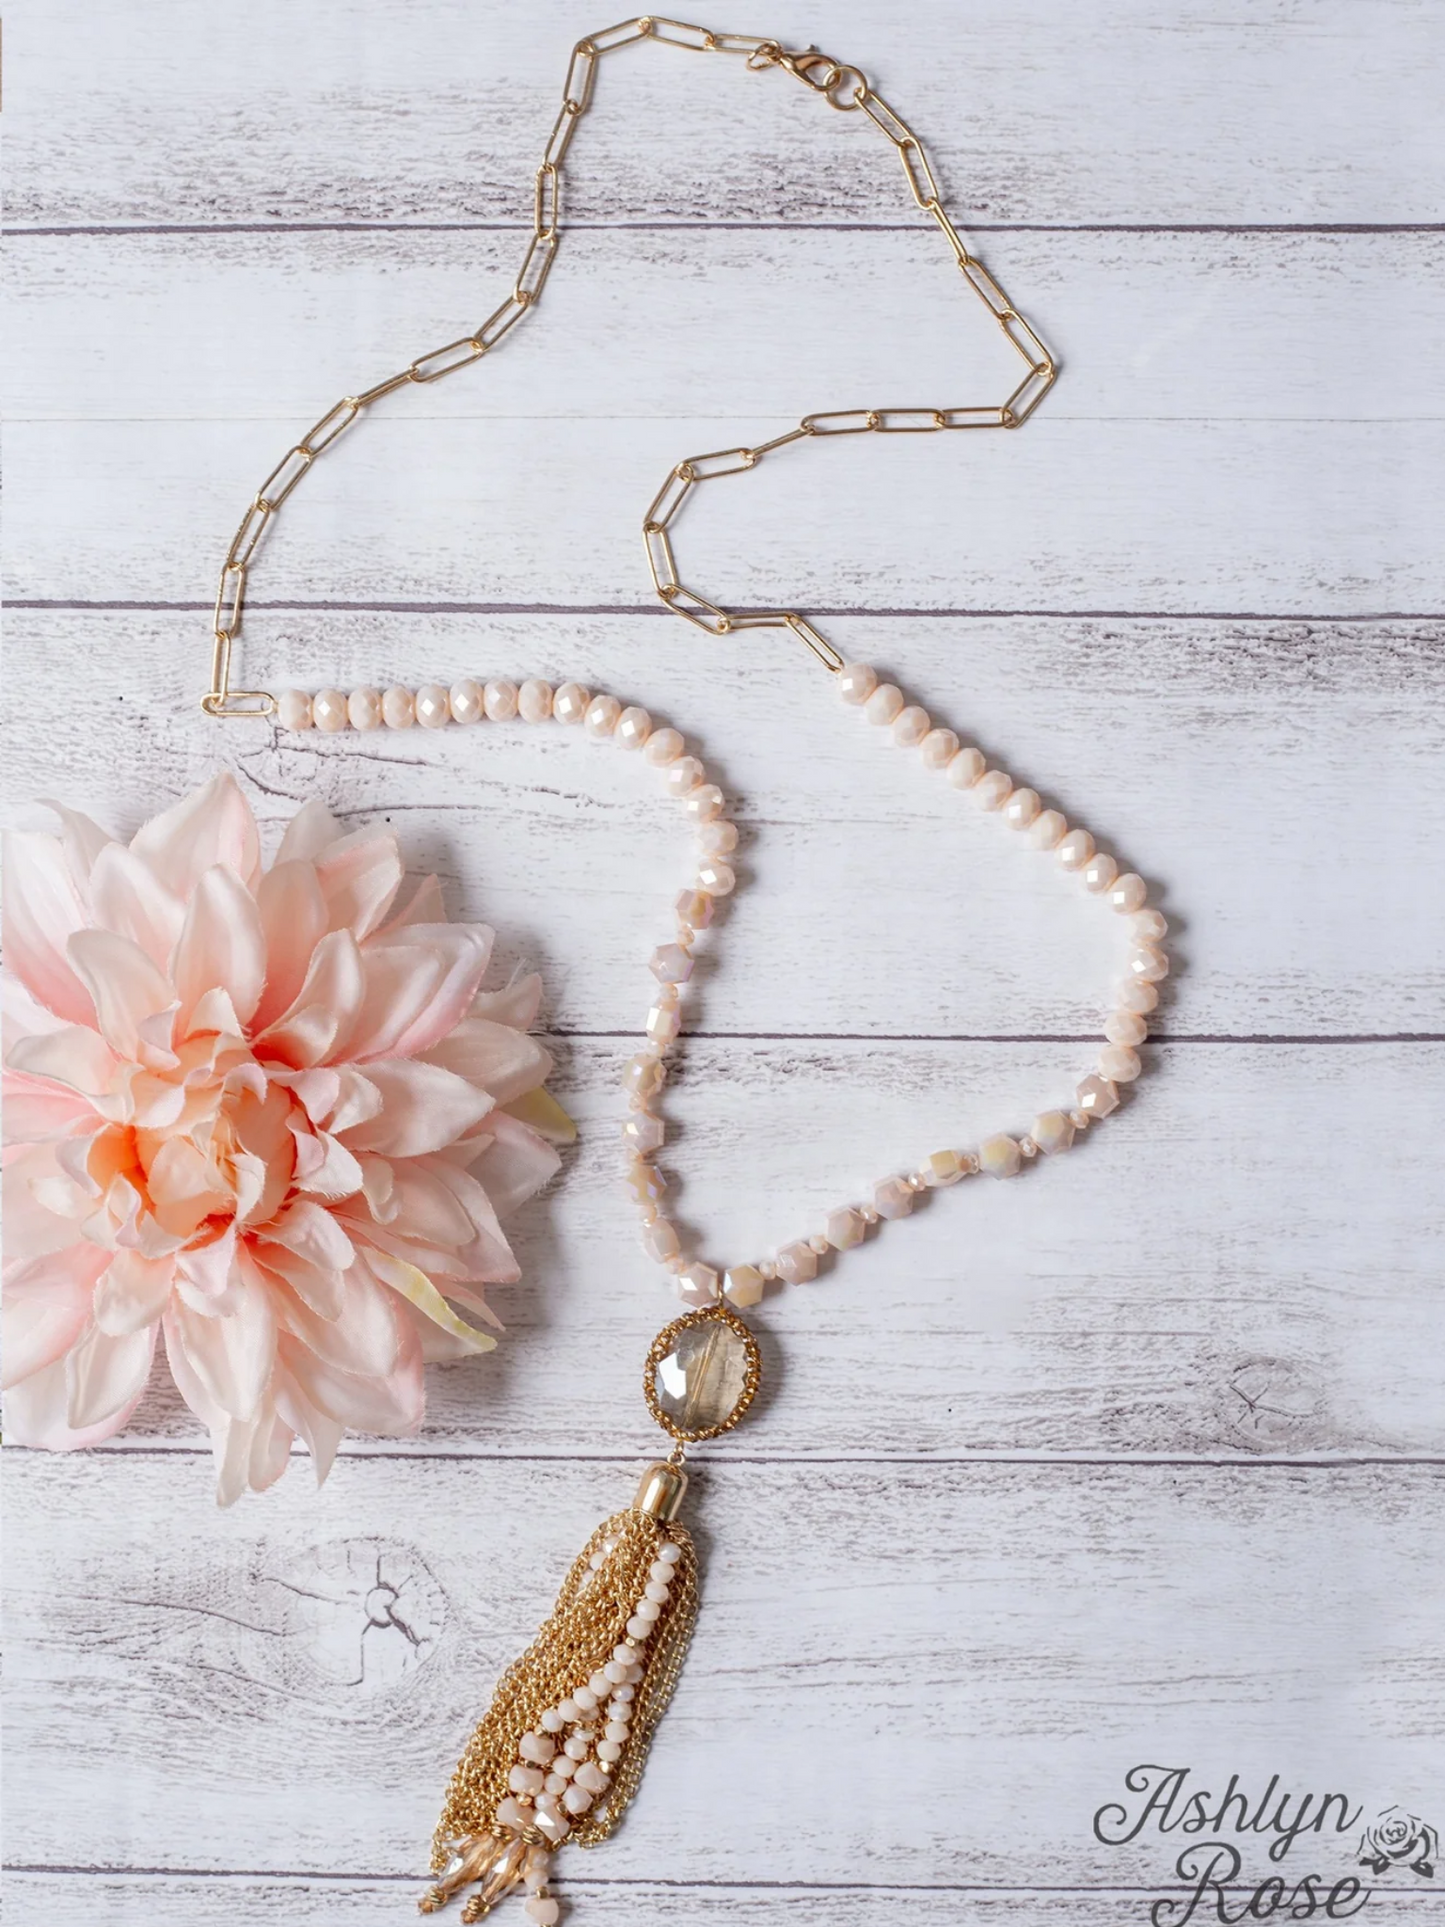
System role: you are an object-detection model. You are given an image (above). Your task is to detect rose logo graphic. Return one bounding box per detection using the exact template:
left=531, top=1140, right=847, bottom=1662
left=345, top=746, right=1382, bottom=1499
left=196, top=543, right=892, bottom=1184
left=1358, top=1807, right=1438, bottom=1877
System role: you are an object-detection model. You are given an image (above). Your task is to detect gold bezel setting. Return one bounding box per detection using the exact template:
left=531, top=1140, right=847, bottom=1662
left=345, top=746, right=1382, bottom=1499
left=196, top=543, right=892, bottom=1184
left=643, top=1304, right=762, bottom=1443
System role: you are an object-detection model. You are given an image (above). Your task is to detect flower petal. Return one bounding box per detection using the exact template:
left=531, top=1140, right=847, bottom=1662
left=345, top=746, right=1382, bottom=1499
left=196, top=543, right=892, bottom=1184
left=67, top=927, right=175, bottom=1062
left=360, top=1245, right=495, bottom=1356
left=339, top=1060, right=494, bottom=1158
left=2, top=974, right=69, bottom=1049
left=87, top=841, right=185, bottom=970
left=246, top=1403, right=295, bottom=1494
left=129, top=770, right=260, bottom=895
left=465, top=1111, right=562, bottom=1218
left=407, top=1158, right=521, bottom=1284
left=260, top=1198, right=356, bottom=1272
left=341, top=944, right=444, bottom=1062
left=502, top=1086, right=578, bottom=1146
left=251, top=1244, right=345, bottom=1320
left=174, top=1223, right=241, bottom=1310
left=6, top=1024, right=119, bottom=1100
left=93, top=1247, right=177, bottom=1336
left=346, top=931, right=490, bottom=1064
left=470, top=972, right=545, bottom=1031
left=160, top=1310, right=223, bottom=1430
left=3, top=1069, right=100, bottom=1144
left=339, top=1212, right=476, bottom=1279
left=146, top=1136, right=231, bottom=1240
left=377, top=872, right=446, bottom=932
left=205, top=1399, right=294, bottom=1503
left=43, top=800, right=116, bottom=898
left=441, top=1282, right=505, bottom=1333
left=171, top=864, right=267, bottom=1031
left=252, top=860, right=328, bottom=1032
left=275, top=797, right=343, bottom=866
left=2, top=830, right=96, bottom=1024
left=326, top=1068, right=383, bottom=1135
left=314, top=829, right=405, bottom=940
left=2, top=1244, right=109, bottom=1387
left=422, top=1015, right=553, bottom=1106
left=229, top=1076, right=294, bottom=1165
left=412, top=1307, right=494, bottom=1364
left=3, top=1347, right=148, bottom=1450
left=163, top=1323, right=277, bottom=1508
left=356, top=1152, right=397, bottom=1223
left=271, top=1362, right=345, bottom=1485
left=383, top=1160, right=478, bottom=1248
left=275, top=1318, right=425, bottom=1436
left=165, top=1268, right=276, bottom=1422
left=185, top=986, right=246, bottom=1039
left=277, top=1260, right=403, bottom=1376
left=254, top=928, right=365, bottom=1068
left=66, top=1318, right=158, bottom=1430
left=290, top=1128, right=365, bottom=1201
left=276, top=1066, right=341, bottom=1124
left=3, top=1146, right=92, bottom=1270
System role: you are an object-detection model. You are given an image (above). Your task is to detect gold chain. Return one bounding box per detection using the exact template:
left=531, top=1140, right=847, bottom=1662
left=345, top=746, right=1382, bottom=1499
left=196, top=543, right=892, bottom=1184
left=202, top=18, right=1055, bottom=717
left=430, top=1505, right=699, bottom=1866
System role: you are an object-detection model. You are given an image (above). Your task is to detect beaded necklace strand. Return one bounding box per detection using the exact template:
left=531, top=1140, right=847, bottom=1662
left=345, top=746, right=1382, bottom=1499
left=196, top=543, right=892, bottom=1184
left=201, top=22, right=1170, bottom=1923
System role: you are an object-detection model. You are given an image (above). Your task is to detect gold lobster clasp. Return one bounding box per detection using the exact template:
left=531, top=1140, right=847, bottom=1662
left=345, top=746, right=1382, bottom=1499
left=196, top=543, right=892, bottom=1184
left=750, top=42, right=868, bottom=109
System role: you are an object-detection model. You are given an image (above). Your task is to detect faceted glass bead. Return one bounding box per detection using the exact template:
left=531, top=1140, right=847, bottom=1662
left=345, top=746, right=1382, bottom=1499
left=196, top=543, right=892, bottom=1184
left=775, top=1240, right=818, bottom=1284
left=825, top=1206, right=865, bottom=1249
left=978, top=1133, right=1022, bottom=1178
left=624, top=1158, right=666, bottom=1207
left=723, top=1264, right=765, bottom=1308
left=623, top=1112, right=666, bottom=1155
left=874, top=1176, right=914, bottom=1219
left=921, top=1149, right=965, bottom=1187
left=348, top=686, right=383, bottom=730
left=1127, top=944, right=1170, bottom=984
left=1032, top=1109, right=1076, bottom=1156
left=479, top=1836, right=528, bottom=1908
left=652, top=1313, right=757, bottom=1438
left=674, top=1262, right=718, bottom=1307
left=416, top=683, right=451, bottom=729
left=1076, top=1073, right=1120, bottom=1117
left=675, top=888, right=715, bottom=929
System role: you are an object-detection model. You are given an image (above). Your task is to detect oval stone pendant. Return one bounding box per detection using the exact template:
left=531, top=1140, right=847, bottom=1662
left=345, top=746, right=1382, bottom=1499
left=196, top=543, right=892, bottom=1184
left=644, top=1305, right=761, bottom=1442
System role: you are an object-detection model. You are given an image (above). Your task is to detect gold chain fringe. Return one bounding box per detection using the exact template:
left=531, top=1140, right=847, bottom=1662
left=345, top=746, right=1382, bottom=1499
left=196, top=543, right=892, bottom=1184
left=431, top=1506, right=699, bottom=1866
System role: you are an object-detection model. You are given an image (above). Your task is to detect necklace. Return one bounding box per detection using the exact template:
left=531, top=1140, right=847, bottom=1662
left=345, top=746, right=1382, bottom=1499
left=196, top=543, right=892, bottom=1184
left=200, top=21, right=1170, bottom=1924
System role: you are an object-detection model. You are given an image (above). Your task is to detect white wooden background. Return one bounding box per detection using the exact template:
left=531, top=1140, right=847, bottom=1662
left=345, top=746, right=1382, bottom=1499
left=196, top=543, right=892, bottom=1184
left=5, top=2, right=1444, bottom=1923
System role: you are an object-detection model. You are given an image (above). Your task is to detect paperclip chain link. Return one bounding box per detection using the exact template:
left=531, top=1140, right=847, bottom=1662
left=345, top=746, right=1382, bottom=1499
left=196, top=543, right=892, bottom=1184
left=203, top=19, right=1056, bottom=716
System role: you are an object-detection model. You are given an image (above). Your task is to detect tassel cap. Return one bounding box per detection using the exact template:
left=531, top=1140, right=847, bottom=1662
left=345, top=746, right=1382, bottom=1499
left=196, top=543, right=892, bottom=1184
left=634, top=1461, right=688, bottom=1522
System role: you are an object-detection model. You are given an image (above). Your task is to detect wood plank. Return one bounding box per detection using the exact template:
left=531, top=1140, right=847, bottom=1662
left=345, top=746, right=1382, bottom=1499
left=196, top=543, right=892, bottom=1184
left=24, top=1034, right=1444, bottom=1461
left=10, top=414, right=1444, bottom=612
left=19, top=1874, right=1429, bottom=1927
left=5, top=611, right=1441, bottom=1038
left=9, top=229, right=1441, bottom=424
left=6, top=1454, right=1439, bottom=1887
left=15, top=1876, right=1377, bottom=1927
left=9, top=2, right=1443, bottom=1916
left=9, top=0, right=1442, bottom=227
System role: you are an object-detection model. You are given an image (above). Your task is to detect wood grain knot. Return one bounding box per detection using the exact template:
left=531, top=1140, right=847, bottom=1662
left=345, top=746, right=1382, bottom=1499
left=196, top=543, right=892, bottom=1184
left=259, top=1535, right=448, bottom=1697
left=1217, top=1357, right=1327, bottom=1450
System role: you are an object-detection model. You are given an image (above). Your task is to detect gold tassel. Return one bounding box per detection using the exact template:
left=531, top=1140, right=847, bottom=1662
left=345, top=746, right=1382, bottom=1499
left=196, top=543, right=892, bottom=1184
left=421, top=1460, right=697, bottom=1922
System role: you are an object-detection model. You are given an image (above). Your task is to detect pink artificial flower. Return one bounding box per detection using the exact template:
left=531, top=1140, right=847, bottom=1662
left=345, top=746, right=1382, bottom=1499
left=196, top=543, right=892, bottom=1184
left=3, top=772, right=571, bottom=1502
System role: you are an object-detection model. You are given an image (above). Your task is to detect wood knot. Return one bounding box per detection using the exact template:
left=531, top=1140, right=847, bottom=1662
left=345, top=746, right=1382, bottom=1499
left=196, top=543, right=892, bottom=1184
left=1217, top=1357, right=1327, bottom=1450
left=260, top=1535, right=448, bottom=1696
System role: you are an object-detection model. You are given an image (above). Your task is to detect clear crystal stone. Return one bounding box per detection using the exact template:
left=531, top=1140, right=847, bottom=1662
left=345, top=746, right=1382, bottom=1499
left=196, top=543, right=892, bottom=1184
left=654, top=1316, right=752, bottom=1435
left=478, top=1835, right=528, bottom=1904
